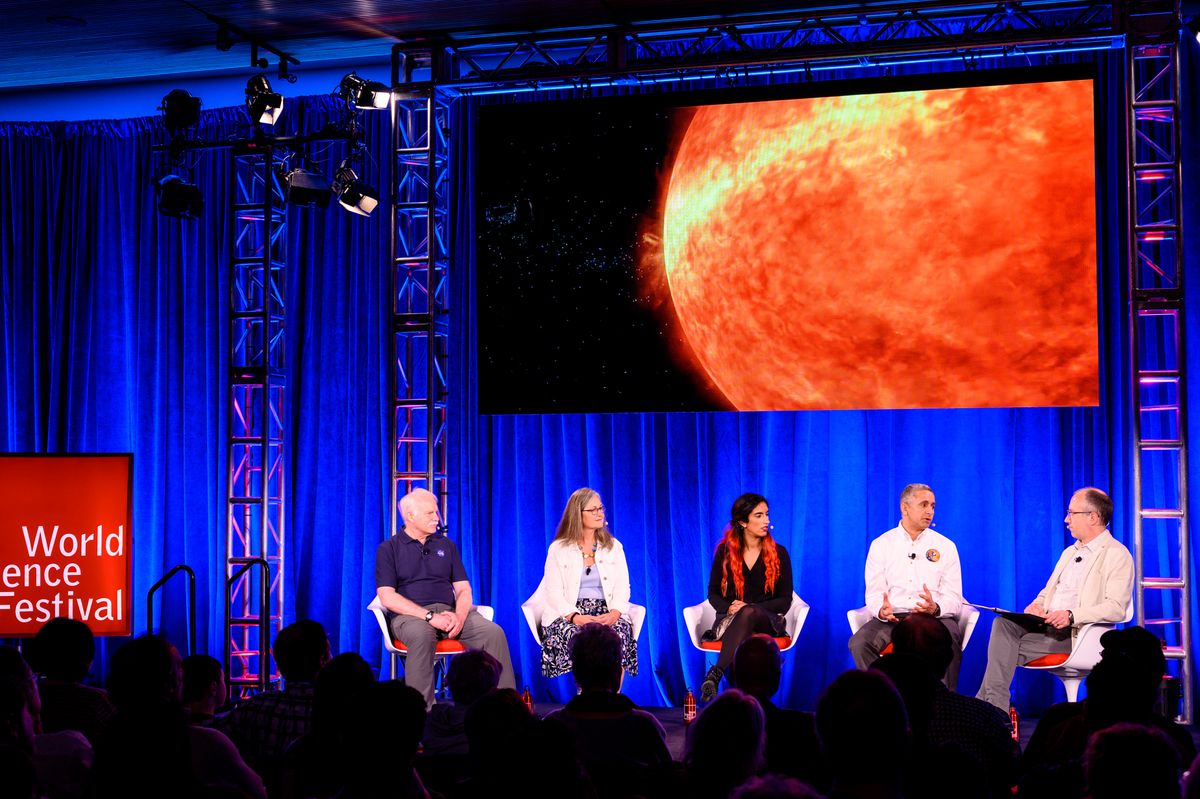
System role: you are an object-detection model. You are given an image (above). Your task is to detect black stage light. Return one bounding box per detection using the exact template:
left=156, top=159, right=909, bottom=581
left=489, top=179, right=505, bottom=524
left=282, top=168, right=332, bottom=207
left=160, top=89, right=201, bottom=133
left=245, top=75, right=284, bottom=125
left=336, top=72, right=390, bottom=110
left=157, top=175, right=203, bottom=219
left=332, top=161, right=379, bottom=216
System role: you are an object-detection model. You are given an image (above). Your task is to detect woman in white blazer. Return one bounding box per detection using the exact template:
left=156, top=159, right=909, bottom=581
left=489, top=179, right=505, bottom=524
left=536, top=487, right=638, bottom=677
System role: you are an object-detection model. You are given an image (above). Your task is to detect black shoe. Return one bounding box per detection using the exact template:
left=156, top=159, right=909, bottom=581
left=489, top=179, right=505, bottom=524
left=700, top=665, right=723, bottom=702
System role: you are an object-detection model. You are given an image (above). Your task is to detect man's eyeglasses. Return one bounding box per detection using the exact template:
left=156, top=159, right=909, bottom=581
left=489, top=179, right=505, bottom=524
left=1066, top=510, right=1095, bottom=516
left=583, top=506, right=606, bottom=515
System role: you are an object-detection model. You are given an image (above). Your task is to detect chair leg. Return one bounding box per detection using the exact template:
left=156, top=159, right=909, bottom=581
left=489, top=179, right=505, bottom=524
left=1062, top=676, right=1081, bottom=703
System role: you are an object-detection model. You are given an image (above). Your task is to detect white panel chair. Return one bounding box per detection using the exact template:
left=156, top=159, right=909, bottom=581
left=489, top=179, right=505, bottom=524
left=367, top=596, right=494, bottom=693
left=1020, top=603, right=1135, bottom=702
left=682, top=592, right=810, bottom=655
left=520, top=582, right=647, bottom=645
left=846, top=602, right=981, bottom=654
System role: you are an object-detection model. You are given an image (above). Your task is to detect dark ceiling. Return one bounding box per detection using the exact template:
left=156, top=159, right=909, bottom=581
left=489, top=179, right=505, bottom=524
left=1, top=0, right=812, bottom=90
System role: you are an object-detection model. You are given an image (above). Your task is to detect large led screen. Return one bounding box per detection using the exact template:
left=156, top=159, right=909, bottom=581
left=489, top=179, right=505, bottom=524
left=477, top=74, right=1099, bottom=414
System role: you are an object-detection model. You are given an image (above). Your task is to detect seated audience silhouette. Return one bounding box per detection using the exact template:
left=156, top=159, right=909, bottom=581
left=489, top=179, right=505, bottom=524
left=26, top=618, right=114, bottom=747
left=222, top=618, right=330, bottom=789
left=816, top=669, right=909, bottom=799
left=422, top=648, right=502, bottom=756
left=181, top=654, right=226, bottom=726
left=91, top=634, right=263, bottom=799
left=1085, top=723, right=1180, bottom=799
left=336, top=680, right=429, bottom=799
left=684, top=689, right=766, bottom=799
left=280, top=651, right=376, bottom=799
left=888, top=613, right=1019, bottom=796
left=731, top=633, right=826, bottom=791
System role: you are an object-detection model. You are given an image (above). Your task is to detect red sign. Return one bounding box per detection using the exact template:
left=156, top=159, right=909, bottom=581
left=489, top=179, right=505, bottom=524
left=0, top=454, right=132, bottom=636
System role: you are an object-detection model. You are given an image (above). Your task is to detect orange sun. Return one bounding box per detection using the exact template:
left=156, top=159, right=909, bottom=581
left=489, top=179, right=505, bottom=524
left=662, top=81, right=1099, bottom=411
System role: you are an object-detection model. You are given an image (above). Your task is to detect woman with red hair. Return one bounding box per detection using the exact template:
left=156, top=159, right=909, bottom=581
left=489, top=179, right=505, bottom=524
left=700, top=493, right=793, bottom=701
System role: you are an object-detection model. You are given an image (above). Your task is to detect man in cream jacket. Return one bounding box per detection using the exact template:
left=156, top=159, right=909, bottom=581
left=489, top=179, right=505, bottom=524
left=976, top=487, right=1133, bottom=711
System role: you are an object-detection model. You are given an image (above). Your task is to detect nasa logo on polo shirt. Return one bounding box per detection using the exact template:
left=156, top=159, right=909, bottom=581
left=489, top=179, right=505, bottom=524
left=926, top=549, right=941, bottom=563
left=437, top=548, right=446, bottom=557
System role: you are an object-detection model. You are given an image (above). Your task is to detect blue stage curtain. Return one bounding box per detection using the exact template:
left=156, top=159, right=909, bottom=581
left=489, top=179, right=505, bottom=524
left=446, top=49, right=1191, bottom=714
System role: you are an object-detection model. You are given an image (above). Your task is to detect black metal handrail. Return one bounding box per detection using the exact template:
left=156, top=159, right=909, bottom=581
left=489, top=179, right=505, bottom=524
left=225, top=557, right=271, bottom=693
left=146, top=564, right=197, bottom=655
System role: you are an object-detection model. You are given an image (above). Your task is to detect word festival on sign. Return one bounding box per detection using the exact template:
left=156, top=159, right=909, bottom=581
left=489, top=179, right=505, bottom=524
left=0, top=524, right=126, bottom=624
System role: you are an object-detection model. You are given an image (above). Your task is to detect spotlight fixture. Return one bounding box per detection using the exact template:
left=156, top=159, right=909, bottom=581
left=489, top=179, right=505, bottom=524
left=336, top=72, right=390, bottom=110
left=281, top=167, right=332, bottom=207
left=160, top=89, right=201, bottom=133
left=157, top=175, right=203, bottom=219
left=245, top=75, right=283, bottom=126
left=331, top=160, right=379, bottom=216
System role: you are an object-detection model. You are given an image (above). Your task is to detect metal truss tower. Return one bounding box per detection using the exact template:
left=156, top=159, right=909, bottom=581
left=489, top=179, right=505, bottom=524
left=226, top=143, right=286, bottom=697
left=390, top=48, right=453, bottom=529
left=1124, top=0, right=1191, bottom=722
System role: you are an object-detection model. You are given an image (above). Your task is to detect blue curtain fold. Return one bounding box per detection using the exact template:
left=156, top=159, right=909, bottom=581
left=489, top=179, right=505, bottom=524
left=1, top=43, right=1197, bottom=717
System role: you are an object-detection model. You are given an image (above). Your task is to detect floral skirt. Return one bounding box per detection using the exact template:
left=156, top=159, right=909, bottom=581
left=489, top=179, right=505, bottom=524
left=540, top=597, right=639, bottom=678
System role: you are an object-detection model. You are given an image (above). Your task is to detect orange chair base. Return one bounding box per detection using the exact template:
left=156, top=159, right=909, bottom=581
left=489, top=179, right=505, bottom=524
left=393, top=639, right=468, bottom=655
left=880, top=643, right=894, bottom=655
left=700, top=637, right=791, bottom=652
left=1025, top=653, right=1070, bottom=667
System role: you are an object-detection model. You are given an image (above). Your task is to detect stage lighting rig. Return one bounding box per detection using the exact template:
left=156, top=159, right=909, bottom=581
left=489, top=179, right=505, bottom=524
left=160, top=89, right=202, bottom=134
left=280, top=164, right=332, bottom=208
left=332, top=157, right=379, bottom=216
left=157, top=175, right=203, bottom=219
left=245, top=75, right=284, bottom=126
left=336, top=72, right=390, bottom=110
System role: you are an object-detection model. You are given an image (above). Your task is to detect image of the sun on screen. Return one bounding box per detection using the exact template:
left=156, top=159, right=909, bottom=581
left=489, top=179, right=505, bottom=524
left=477, top=76, right=1099, bottom=414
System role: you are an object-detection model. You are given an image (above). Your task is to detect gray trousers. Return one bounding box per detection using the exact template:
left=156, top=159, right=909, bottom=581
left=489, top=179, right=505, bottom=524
left=975, top=616, right=1071, bottom=711
left=849, top=616, right=964, bottom=691
left=389, top=603, right=515, bottom=707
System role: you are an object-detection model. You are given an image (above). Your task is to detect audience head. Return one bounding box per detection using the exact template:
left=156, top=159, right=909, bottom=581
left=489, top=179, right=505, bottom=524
left=1085, top=723, right=1179, bottom=799
left=1099, top=625, right=1166, bottom=687
left=107, top=635, right=183, bottom=713
left=180, top=654, right=226, bottom=710
left=732, top=774, right=822, bottom=799
left=29, top=618, right=95, bottom=683
left=685, top=689, right=766, bottom=792
left=817, top=670, right=909, bottom=785
left=312, top=651, right=375, bottom=732
left=273, top=619, right=330, bottom=682
left=1085, top=652, right=1159, bottom=730
left=569, top=623, right=624, bottom=693
left=869, top=653, right=937, bottom=740
left=732, top=633, right=783, bottom=701
left=447, top=648, right=502, bottom=706
left=339, top=681, right=428, bottom=795
left=466, top=688, right=534, bottom=753
left=891, top=613, right=954, bottom=679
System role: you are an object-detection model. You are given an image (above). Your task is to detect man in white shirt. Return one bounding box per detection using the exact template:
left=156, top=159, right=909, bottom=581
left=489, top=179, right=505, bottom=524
left=850, top=483, right=966, bottom=689
left=976, top=487, right=1133, bottom=711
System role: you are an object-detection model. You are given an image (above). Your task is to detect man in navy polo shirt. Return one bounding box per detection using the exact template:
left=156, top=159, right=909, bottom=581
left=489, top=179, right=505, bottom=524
left=375, top=488, right=515, bottom=706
